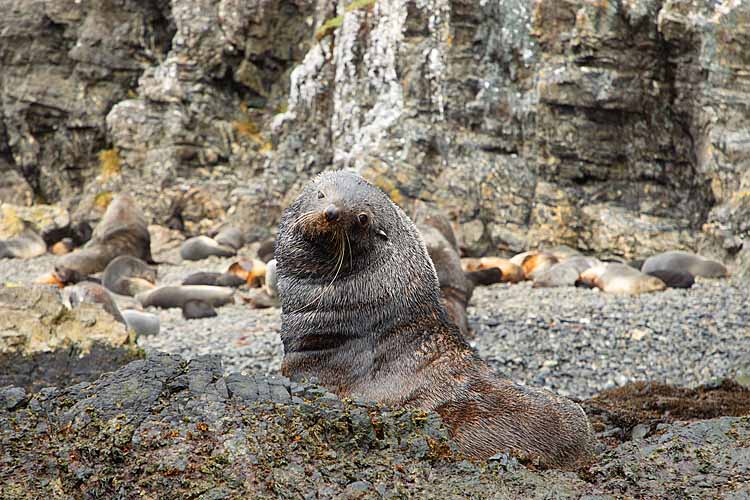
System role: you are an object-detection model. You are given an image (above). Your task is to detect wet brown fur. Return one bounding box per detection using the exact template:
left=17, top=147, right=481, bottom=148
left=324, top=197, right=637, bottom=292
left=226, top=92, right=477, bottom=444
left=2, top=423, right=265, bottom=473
left=275, top=171, right=595, bottom=470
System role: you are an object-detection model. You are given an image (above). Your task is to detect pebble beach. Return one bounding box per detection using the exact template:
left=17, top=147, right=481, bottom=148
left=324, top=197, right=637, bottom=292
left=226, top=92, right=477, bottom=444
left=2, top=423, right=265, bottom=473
left=3, top=252, right=747, bottom=401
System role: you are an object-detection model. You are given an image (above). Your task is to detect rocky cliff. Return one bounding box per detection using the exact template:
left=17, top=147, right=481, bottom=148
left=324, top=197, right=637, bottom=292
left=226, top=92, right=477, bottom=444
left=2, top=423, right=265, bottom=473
left=2, top=0, right=749, bottom=267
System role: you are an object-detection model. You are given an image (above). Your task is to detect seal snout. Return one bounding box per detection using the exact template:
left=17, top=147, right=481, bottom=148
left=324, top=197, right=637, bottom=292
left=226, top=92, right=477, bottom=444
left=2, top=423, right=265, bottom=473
left=324, top=205, right=339, bottom=222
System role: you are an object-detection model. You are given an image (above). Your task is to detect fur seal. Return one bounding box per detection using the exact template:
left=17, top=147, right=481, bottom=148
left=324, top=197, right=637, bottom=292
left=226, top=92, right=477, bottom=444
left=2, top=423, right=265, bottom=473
left=463, top=257, right=525, bottom=284
left=102, top=256, right=157, bottom=296
left=644, top=270, right=695, bottom=289
left=180, top=236, right=237, bottom=261
left=265, top=259, right=278, bottom=298
left=577, top=263, right=666, bottom=294
left=213, top=226, right=245, bottom=251
left=182, top=272, right=246, bottom=287
left=50, top=238, right=74, bottom=256
left=0, top=222, right=47, bottom=259
left=226, top=259, right=267, bottom=287
left=275, top=170, right=595, bottom=469
left=121, top=309, right=160, bottom=336
left=510, top=251, right=559, bottom=280
left=136, top=285, right=234, bottom=309
left=641, top=251, right=729, bottom=278
left=419, top=223, right=473, bottom=339
left=57, top=194, right=153, bottom=277
left=465, top=268, right=504, bottom=286
left=256, top=237, right=276, bottom=263
left=182, top=299, right=217, bottom=319
left=533, top=256, right=600, bottom=288
left=412, top=201, right=460, bottom=253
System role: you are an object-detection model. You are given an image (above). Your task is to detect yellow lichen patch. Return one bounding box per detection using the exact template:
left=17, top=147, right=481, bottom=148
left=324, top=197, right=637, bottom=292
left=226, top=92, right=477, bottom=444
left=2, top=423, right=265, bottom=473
left=389, top=188, right=404, bottom=207
left=99, top=148, right=122, bottom=179
left=316, top=0, right=378, bottom=41
left=94, top=191, right=114, bottom=211
left=0, top=205, right=24, bottom=238
left=344, top=0, right=376, bottom=12
left=232, top=109, right=269, bottom=148
left=315, top=15, right=343, bottom=41
left=259, top=142, right=273, bottom=155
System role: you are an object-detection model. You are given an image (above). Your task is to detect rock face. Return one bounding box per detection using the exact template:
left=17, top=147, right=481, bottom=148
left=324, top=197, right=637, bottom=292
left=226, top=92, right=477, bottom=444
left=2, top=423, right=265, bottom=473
left=0, top=286, right=132, bottom=355
left=2, top=0, right=749, bottom=269
left=1, top=352, right=750, bottom=498
left=0, top=203, right=70, bottom=243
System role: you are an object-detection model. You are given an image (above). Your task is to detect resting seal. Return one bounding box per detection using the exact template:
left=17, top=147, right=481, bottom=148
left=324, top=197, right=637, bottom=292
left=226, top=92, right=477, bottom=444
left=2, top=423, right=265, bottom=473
left=180, top=236, right=236, bottom=261
left=641, top=251, right=729, bottom=278
left=577, top=263, right=666, bottom=294
left=275, top=170, right=595, bottom=469
left=102, top=256, right=157, bottom=296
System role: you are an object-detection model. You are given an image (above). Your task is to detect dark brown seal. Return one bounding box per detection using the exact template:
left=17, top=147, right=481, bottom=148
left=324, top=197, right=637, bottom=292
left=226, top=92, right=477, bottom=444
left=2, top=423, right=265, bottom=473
left=56, top=194, right=154, bottom=277
left=275, top=170, right=595, bottom=469
left=418, top=223, right=473, bottom=339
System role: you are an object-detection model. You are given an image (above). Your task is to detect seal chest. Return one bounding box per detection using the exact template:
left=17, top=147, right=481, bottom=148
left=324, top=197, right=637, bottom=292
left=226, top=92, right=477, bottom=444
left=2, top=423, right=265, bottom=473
left=275, top=170, right=595, bottom=469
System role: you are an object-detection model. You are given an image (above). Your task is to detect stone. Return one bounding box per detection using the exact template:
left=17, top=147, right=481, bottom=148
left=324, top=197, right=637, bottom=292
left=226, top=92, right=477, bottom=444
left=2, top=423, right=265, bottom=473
left=0, top=285, right=132, bottom=355
left=1, top=353, right=750, bottom=497
left=0, top=203, right=70, bottom=242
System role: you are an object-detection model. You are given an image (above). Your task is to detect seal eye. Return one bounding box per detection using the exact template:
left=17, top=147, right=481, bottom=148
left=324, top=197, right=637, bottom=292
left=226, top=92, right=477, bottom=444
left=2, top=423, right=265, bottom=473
left=358, top=213, right=369, bottom=226
left=317, top=191, right=325, bottom=199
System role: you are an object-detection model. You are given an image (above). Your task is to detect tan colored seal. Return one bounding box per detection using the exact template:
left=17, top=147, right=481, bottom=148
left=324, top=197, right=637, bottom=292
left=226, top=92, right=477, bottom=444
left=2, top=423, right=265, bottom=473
left=462, top=257, right=525, bottom=283
left=226, top=259, right=267, bottom=287
left=533, top=256, right=600, bottom=288
left=509, top=251, right=559, bottom=280
left=275, top=170, right=595, bottom=469
left=578, top=263, right=666, bottom=294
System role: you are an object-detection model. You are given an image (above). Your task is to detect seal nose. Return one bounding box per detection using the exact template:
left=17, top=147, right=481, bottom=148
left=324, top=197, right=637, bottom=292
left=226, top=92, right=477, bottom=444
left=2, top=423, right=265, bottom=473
left=324, top=205, right=339, bottom=222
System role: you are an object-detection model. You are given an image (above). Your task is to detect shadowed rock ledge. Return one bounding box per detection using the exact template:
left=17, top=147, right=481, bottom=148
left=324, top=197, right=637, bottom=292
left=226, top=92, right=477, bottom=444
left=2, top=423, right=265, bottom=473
left=1, top=352, right=749, bottom=498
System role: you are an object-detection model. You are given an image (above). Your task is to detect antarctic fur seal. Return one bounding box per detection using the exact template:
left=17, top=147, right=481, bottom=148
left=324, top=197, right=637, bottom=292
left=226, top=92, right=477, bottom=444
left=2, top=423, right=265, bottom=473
left=57, top=194, right=153, bottom=277
left=182, top=299, right=217, bottom=319
left=641, top=251, right=729, bottom=278
left=62, top=281, right=125, bottom=324
left=533, top=256, right=600, bottom=288
left=577, top=263, right=666, bottom=294
left=180, top=236, right=237, bottom=261
left=275, top=170, right=595, bottom=469
left=418, top=223, right=473, bottom=339
left=510, top=251, right=559, bottom=280
left=182, top=272, right=246, bottom=287
left=463, top=257, right=525, bottom=283
left=135, top=285, right=234, bottom=309
left=102, top=256, right=157, bottom=296
left=213, top=226, right=245, bottom=251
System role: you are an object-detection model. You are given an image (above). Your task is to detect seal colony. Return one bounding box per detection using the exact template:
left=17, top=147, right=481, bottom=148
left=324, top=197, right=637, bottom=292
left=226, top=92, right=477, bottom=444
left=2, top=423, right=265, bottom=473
left=275, top=170, right=595, bottom=469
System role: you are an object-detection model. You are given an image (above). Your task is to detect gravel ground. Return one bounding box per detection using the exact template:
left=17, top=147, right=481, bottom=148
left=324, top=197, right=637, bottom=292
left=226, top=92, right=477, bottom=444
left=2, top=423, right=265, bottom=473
left=2, top=252, right=748, bottom=399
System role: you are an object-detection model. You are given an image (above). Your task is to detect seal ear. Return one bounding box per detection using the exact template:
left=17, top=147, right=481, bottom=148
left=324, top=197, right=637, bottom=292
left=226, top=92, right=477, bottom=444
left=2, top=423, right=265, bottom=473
left=376, top=228, right=388, bottom=240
